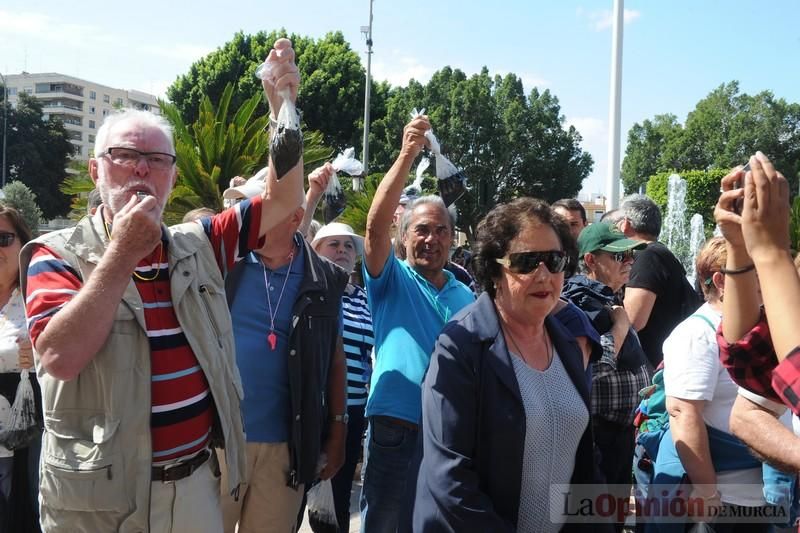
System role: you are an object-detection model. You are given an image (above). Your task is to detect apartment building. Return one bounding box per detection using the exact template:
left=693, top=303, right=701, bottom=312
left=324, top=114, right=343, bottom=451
left=4, top=72, right=160, bottom=160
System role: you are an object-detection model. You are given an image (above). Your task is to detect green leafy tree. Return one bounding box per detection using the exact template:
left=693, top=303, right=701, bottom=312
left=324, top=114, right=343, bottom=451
left=623, top=82, right=800, bottom=195
left=370, top=68, right=593, bottom=241
left=167, top=31, right=370, bottom=153
left=2, top=180, right=43, bottom=233
left=621, top=114, right=682, bottom=193
left=1, top=93, right=75, bottom=219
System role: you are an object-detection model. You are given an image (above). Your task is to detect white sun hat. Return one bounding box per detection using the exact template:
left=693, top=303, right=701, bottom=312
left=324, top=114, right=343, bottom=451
left=222, top=166, right=269, bottom=200
left=311, top=222, right=364, bottom=256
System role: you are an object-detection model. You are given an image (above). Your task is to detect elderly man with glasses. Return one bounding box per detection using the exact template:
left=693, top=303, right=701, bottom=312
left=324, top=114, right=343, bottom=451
left=561, top=222, right=651, bottom=531
left=19, top=39, right=304, bottom=532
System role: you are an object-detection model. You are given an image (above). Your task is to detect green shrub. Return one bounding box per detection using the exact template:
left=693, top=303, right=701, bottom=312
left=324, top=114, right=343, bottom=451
left=1, top=181, right=44, bottom=234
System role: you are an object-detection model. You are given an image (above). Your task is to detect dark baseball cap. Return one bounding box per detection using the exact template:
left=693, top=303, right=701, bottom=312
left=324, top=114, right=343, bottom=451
left=578, top=222, right=646, bottom=256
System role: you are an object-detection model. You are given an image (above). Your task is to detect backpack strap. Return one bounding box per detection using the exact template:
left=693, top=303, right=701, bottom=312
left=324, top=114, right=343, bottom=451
left=689, top=313, right=716, bottom=333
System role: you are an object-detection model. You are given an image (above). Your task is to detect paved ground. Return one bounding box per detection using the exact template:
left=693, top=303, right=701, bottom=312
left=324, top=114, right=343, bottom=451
left=297, top=481, right=362, bottom=533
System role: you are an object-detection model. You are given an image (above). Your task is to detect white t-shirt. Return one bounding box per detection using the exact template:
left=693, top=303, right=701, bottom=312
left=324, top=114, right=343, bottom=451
left=663, top=302, right=764, bottom=506
left=0, top=289, right=30, bottom=458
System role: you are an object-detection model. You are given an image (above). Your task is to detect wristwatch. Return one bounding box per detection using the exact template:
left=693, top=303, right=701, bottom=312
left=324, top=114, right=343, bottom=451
left=330, top=413, right=349, bottom=424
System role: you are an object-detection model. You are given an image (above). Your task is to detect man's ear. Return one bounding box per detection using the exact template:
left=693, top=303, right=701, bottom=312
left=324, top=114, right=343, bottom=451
left=583, top=252, right=596, bottom=270
left=88, top=158, right=100, bottom=185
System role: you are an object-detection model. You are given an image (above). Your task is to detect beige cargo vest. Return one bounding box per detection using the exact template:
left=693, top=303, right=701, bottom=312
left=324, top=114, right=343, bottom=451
left=19, top=212, right=246, bottom=532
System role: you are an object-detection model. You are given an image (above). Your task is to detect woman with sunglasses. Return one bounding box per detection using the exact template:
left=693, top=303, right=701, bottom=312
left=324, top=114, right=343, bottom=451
left=412, top=198, right=607, bottom=532
left=0, top=205, right=40, bottom=533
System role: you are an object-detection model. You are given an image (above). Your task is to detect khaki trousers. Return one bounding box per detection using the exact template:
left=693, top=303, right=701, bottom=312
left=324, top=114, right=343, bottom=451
left=150, top=458, right=224, bottom=533
left=219, top=442, right=305, bottom=533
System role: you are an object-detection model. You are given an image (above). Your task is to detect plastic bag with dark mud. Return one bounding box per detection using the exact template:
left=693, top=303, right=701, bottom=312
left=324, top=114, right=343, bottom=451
left=0, top=369, right=40, bottom=450
left=256, top=61, right=303, bottom=180
left=409, top=108, right=466, bottom=206
left=324, top=148, right=363, bottom=223
left=307, top=479, right=338, bottom=532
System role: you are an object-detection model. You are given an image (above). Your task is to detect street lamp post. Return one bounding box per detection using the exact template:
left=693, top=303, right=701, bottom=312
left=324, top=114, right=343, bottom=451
left=0, top=72, right=7, bottom=188
left=360, top=0, right=374, bottom=186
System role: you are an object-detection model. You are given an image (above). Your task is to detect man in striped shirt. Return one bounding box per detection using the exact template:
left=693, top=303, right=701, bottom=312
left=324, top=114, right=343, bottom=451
left=21, top=38, right=305, bottom=533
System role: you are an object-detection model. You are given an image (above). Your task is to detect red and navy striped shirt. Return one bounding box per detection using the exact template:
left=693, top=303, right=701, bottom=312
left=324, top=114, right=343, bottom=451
left=26, top=197, right=263, bottom=464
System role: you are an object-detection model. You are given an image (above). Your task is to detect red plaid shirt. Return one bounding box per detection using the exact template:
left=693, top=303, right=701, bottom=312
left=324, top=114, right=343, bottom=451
left=717, top=312, right=800, bottom=415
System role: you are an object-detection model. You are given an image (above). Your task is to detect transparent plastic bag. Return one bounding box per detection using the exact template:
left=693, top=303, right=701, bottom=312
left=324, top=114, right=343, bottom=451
left=256, top=61, right=303, bottom=180
left=0, top=369, right=39, bottom=450
left=323, top=148, right=363, bottom=223
left=409, top=109, right=467, bottom=206
left=307, top=479, right=338, bottom=532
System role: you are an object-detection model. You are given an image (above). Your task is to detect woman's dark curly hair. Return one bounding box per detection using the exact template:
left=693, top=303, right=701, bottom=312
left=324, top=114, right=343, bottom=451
left=473, top=197, right=577, bottom=298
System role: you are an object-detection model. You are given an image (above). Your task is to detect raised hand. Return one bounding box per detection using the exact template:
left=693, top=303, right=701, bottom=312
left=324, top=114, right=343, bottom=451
left=261, top=38, right=300, bottom=117
left=740, top=152, right=791, bottom=263
left=400, top=115, right=432, bottom=161
left=107, top=193, right=163, bottom=268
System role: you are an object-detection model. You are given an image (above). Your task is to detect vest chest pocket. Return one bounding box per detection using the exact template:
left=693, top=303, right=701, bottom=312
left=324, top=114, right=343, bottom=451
left=105, top=304, right=139, bottom=371
left=41, top=411, right=129, bottom=512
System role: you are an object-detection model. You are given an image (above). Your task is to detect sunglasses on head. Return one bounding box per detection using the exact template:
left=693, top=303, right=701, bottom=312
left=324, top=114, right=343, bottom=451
left=0, top=232, right=16, bottom=248
left=495, top=250, right=567, bottom=274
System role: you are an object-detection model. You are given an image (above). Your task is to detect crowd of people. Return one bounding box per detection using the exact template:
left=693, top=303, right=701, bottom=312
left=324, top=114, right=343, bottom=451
left=2, top=37, right=800, bottom=533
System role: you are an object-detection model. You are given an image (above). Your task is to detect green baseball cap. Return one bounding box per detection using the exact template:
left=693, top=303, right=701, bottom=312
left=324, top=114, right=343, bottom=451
left=577, top=222, right=646, bottom=256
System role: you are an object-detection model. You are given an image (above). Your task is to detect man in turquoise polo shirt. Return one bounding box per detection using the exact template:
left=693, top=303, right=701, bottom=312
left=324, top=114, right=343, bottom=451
left=360, top=114, right=474, bottom=532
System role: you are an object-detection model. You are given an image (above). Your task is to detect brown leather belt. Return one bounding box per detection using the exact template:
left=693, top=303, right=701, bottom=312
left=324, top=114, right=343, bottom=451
left=152, top=449, right=210, bottom=483
left=374, top=415, right=419, bottom=431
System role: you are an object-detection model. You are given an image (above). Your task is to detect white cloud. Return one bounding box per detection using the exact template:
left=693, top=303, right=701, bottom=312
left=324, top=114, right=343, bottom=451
left=566, top=116, right=610, bottom=195
left=577, top=8, right=641, bottom=31
left=370, top=53, right=436, bottom=87
left=566, top=116, right=606, bottom=141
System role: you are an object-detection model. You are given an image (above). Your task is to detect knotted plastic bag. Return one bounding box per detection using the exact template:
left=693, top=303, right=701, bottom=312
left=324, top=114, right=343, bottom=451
left=324, top=148, right=363, bottom=223
left=409, top=156, right=429, bottom=197
left=409, top=109, right=467, bottom=206
left=307, top=479, right=338, bottom=532
left=256, top=61, right=303, bottom=180
left=0, top=369, right=39, bottom=450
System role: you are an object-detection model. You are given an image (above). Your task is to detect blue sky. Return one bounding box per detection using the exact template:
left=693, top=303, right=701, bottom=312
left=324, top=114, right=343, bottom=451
left=2, top=0, right=798, bottom=196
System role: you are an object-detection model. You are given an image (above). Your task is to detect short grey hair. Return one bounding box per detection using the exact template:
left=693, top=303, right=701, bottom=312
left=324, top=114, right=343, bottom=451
left=94, top=109, right=175, bottom=157
left=399, top=195, right=456, bottom=238
left=619, top=194, right=662, bottom=238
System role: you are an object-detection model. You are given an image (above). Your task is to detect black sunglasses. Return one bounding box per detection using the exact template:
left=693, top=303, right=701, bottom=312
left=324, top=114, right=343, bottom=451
left=603, top=250, right=635, bottom=263
left=0, top=232, right=16, bottom=248
left=495, top=250, right=567, bottom=274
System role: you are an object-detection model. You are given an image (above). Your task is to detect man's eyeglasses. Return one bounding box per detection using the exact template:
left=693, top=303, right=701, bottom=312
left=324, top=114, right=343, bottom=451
left=101, top=147, right=176, bottom=170
left=495, top=250, right=567, bottom=275
left=0, top=232, right=17, bottom=248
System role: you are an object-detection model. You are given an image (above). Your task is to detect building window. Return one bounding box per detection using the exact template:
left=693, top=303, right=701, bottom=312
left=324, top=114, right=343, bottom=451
left=24, top=87, right=33, bottom=94
left=88, top=134, right=96, bottom=143
left=102, top=109, right=109, bottom=116
left=89, top=120, right=96, bottom=129
left=115, top=97, right=123, bottom=106
left=103, top=94, right=110, bottom=103
left=7, top=88, right=17, bottom=96
left=89, top=106, right=95, bottom=114
left=90, top=90, right=96, bottom=100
